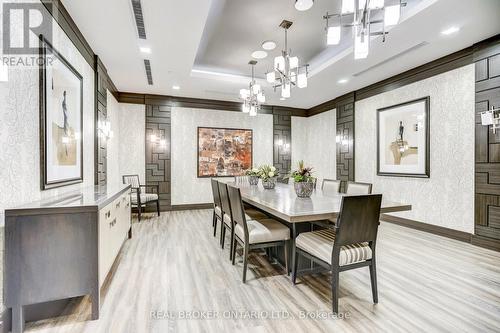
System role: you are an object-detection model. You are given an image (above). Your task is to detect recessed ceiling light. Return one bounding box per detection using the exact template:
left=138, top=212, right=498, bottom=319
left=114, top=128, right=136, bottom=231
left=441, top=26, right=460, bottom=35
left=251, top=50, right=268, bottom=59
left=280, top=97, right=286, bottom=101
left=295, top=0, right=314, bottom=11
left=262, top=41, right=276, bottom=51
left=338, top=78, right=348, bottom=84
left=140, top=46, right=151, bottom=54
left=172, top=85, right=180, bottom=90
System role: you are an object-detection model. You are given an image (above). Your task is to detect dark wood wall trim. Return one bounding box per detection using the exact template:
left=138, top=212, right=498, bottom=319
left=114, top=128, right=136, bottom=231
left=171, top=203, right=213, bottom=211
left=117, top=92, right=308, bottom=117
left=380, top=214, right=472, bottom=243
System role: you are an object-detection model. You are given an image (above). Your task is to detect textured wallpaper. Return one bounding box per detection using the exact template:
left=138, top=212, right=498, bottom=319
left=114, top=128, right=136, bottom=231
left=0, top=1, right=96, bottom=308
left=118, top=103, right=146, bottom=184
left=355, top=65, right=475, bottom=233
left=291, top=110, right=337, bottom=185
left=171, top=107, right=273, bottom=205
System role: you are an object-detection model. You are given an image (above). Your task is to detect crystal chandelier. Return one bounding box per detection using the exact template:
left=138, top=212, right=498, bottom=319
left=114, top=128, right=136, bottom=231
left=240, top=60, right=265, bottom=117
left=266, top=20, right=309, bottom=99
left=324, top=0, right=404, bottom=59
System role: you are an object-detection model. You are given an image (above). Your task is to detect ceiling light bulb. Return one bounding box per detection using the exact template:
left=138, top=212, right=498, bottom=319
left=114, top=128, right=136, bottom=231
left=384, top=4, right=400, bottom=27
left=441, top=26, right=460, bottom=35
left=242, top=103, right=250, bottom=113
left=295, top=0, right=314, bottom=11
left=140, top=47, right=151, bottom=54
left=262, top=41, right=276, bottom=50
left=289, top=56, right=299, bottom=69
left=327, top=26, right=341, bottom=45
left=354, top=26, right=369, bottom=59
left=251, top=50, right=268, bottom=59
left=257, top=92, right=265, bottom=103
left=369, top=0, right=384, bottom=9
left=249, top=106, right=257, bottom=116
left=274, top=56, right=285, bottom=71
left=297, top=72, right=307, bottom=88
left=172, top=85, right=180, bottom=90
left=341, top=0, right=355, bottom=14
left=282, top=84, right=291, bottom=98
left=252, top=84, right=261, bottom=95
left=266, top=71, right=275, bottom=83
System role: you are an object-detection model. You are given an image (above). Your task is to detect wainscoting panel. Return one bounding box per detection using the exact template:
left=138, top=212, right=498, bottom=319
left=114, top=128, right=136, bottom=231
left=145, top=105, right=172, bottom=211
left=273, top=110, right=292, bottom=179
left=473, top=37, right=500, bottom=248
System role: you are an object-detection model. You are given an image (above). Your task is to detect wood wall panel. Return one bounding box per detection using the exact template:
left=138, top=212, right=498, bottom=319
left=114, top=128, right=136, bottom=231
left=336, top=94, right=355, bottom=192
left=474, top=38, right=500, bottom=244
left=273, top=110, right=292, bottom=180
left=145, top=105, right=171, bottom=211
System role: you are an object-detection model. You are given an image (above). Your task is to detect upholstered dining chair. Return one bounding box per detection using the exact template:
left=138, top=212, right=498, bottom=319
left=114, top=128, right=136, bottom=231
left=292, top=194, right=383, bottom=313
left=227, top=185, right=291, bottom=283
left=345, top=181, right=373, bottom=195
left=122, top=175, right=160, bottom=221
left=211, top=179, right=223, bottom=238
left=322, top=179, right=341, bottom=195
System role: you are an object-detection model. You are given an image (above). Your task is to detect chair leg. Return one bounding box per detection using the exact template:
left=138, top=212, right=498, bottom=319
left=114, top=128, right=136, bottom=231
left=213, top=217, right=218, bottom=237
left=229, top=227, right=235, bottom=261
left=212, top=211, right=216, bottom=227
left=242, top=243, right=249, bottom=283
left=292, top=245, right=298, bottom=284
left=137, top=204, right=142, bottom=222
left=156, top=200, right=160, bottom=217
left=232, top=239, right=237, bottom=265
left=331, top=267, right=340, bottom=314
left=283, top=240, right=289, bottom=275
left=370, top=258, right=378, bottom=304
left=220, top=225, right=226, bottom=249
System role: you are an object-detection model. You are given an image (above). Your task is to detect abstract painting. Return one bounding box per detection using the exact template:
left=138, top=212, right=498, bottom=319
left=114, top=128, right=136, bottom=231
left=197, top=127, right=252, bottom=177
left=377, top=97, right=430, bottom=178
left=40, top=36, right=83, bottom=189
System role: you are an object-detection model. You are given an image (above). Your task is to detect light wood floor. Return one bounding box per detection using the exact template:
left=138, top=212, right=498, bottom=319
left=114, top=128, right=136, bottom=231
left=26, top=210, right=500, bottom=333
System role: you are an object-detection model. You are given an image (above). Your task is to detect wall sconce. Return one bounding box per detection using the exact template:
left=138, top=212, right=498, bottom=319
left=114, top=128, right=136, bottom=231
left=149, top=133, right=167, bottom=147
left=481, top=106, right=500, bottom=133
left=98, top=119, right=113, bottom=139
left=276, top=139, right=290, bottom=152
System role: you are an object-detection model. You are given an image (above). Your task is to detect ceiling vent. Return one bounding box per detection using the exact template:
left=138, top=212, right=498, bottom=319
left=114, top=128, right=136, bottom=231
left=353, top=41, right=429, bottom=77
left=144, top=59, right=153, bottom=85
left=131, top=0, right=147, bottom=39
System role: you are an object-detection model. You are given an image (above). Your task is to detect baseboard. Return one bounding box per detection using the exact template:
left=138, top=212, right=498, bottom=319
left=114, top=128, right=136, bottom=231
left=170, top=203, right=212, bottom=211
left=470, top=235, right=500, bottom=252
left=380, top=214, right=472, bottom=243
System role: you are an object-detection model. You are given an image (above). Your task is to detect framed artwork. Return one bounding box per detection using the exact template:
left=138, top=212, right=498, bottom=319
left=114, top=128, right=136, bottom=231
left=39, top=36, right=83, bottom=190
left=197, top=127, right=253, bottom=177
left=377, top=97, right=430, bottom=178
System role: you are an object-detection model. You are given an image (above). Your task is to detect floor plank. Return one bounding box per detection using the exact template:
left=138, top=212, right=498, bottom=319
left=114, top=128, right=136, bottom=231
left=26, top=209, right=500, bottom=333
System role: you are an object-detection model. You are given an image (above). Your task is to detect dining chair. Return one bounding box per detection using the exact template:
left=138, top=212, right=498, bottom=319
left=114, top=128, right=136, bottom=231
left=292, top=194, right=383, bottom=313
left=322, top=179, right=341, bottom=195
left=211, top=179, right=223, bottom=238
left=122, top=175, right=160, bottom=221
left=345, top=181, right=373, bottom=195
left=227, top=185, right=291, bottom=283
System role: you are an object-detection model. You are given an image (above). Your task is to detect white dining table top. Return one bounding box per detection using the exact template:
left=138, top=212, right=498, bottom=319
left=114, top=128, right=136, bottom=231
left=226, top=182, right=412, bottom=223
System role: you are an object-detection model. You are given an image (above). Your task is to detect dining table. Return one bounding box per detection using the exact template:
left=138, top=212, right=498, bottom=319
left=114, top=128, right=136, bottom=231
left=226, top=180, right=412, bottom=274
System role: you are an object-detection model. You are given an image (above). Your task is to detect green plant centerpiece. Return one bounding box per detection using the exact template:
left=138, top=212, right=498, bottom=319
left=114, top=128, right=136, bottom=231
left=289, top=161, right=316, bottom=198
left=245, top=168, right=260, bottom=185
left=258, top=164, right=278, bottom=189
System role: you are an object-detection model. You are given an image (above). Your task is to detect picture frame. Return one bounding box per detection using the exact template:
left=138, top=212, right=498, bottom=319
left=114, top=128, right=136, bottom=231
left=39, top=35, right=84, bottom=190
left=377, top=96, right=430, bottom=178
left=197, top=127, right=253, bottom=178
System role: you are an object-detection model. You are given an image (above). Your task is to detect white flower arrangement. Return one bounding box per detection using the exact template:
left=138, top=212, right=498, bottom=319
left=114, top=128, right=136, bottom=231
left=258, top=164, right=278, bottom=181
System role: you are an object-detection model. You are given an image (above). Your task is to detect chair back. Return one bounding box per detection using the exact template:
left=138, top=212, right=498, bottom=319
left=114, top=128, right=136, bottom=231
left=227, top=185, right=249, bottom=239
left=346, top=181, right=372, bottom=195
left=218, top=182, right=232, bottom=218
left=123, top=175, right=140, bottom=189
left=322, top=179, right=341, bottom=195
left=210, top=179, right=222, bottom=208
left=334, top=194, right=382, bottom=247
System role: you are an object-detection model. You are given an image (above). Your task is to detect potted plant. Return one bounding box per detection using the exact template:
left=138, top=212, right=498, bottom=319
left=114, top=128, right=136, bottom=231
left=258, top=165, right=278, bottom=189
left=245, top=168, right=260, bottom=185
left=289, top=161, right=316, bottom=198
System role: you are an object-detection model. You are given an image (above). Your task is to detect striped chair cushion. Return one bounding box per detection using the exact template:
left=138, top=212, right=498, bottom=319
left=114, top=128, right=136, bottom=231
left=123, top=175, right=140, bottom=188
left=295, top=229, right=372, bottom=266
left=131, top=193, right=158, bottom=204
left=235, top=218, right=290, bottom=244
left=223, top=213, right=253, bottom=227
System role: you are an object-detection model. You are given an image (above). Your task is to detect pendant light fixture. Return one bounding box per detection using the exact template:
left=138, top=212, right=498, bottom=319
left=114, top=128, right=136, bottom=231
left=240, top=60, right=265, bottom=117
left=324, top=0, right=404, bottom=60
left=266, top=20, right=309, bottom=99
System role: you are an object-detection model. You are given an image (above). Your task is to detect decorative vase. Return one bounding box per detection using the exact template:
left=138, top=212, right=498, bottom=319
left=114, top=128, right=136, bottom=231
left=248, top=175, right=259, bottom=185
left=294, top=181, right=314, bottom=198
left=262, top=177, right=277, bottom=189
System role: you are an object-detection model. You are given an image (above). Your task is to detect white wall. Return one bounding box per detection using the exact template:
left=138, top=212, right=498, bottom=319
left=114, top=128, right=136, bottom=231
left=355, top=64, right=475, bottom=233
left=171, top=107, right=273, bottom=205
left=118, top=103, right=145, bottom=183
left=291, top=109, right=336, bottom=184
left=0, top=1, right=95, bottom=307
left=107, top=92, right=121, bottom=187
